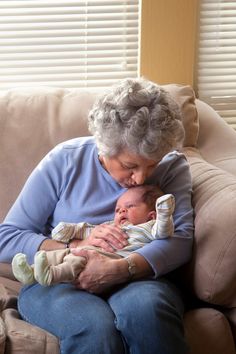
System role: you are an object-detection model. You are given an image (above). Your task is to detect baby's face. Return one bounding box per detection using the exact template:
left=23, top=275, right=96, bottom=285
left=114, top=188, right=155, bottom=226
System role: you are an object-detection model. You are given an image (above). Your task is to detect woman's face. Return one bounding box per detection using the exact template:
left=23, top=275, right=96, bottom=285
left=99, top=150, right=158, bottom=188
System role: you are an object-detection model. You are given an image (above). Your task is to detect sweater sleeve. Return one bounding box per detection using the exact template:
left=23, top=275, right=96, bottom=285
left=0, top=145, right=66, bottom=264
left=136, top=153, right=194, bottom=277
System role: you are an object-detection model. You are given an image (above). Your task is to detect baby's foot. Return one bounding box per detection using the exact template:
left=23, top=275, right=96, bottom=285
left=34, top=251, right=52, bottom=286
left=12, top=253, right=35, bottom=284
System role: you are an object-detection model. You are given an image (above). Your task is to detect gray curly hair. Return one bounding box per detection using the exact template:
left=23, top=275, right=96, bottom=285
left=88, top=78, right=185, bottom=160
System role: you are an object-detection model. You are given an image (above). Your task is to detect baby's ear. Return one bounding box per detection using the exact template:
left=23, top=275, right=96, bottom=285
left=148, top=211, right=156, bottom=220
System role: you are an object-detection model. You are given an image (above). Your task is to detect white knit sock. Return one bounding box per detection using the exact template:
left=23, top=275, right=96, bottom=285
left=34, top=251, right=53, bottom=286
left=12, top=253, right=35, bottom=285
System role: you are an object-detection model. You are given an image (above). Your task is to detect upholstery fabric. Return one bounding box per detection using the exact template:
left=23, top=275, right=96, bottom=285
left=2, top=309, right=58, bottom=354
left=163, top=84, right=199, bottom=147
left=0, top=88, right=94, bottom=221
left=184, top=308, right=235, bottom=354
left=0, top=316, right=6, bottom=354
left=183, top=148, right=236, bottom=307
left=196, top=99, right=236, bottom=175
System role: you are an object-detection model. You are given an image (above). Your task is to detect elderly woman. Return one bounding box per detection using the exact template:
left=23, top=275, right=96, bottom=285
left=0, top=78, right=193, bottom=354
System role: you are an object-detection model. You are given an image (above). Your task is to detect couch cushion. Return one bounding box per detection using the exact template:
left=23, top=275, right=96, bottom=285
left=0, top=87, right=94, bottom=221
left=224, top=307, right=236, bottom=344
left=2, top=308, right=59, bottom=354
left=0, top=316, right=6, bottom=354
left=184, top=308, right=235, bottom=354
left=0, top=279, right=59, bottom=354
left=182, top=148, right=236, bottom=307
left=0, top=282, right=18, bottom=313
left=163, top=84, right=198, bottom=147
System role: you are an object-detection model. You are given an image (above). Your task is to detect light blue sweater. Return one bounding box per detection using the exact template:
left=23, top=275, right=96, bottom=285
left=0, top=137, right=194, bottom=277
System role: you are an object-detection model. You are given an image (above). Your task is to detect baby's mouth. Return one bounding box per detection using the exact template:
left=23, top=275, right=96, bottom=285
left=119, top=217, right=128, bottom=225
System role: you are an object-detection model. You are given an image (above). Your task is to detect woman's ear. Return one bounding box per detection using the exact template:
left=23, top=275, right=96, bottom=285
left=148, top=211, right=156, bottom=220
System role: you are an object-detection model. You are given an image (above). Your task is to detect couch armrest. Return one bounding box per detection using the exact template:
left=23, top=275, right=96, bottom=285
left=182, top=148, right=236, bottom=307
left=0, top=316, right=6, bottom=354
left=0, top=263, right=21, bottom=297
left=196, top=99, right=236, bottom=176
left=0, top=263, right=16, bottom=281
left=2, top=308, right=59, bottom=354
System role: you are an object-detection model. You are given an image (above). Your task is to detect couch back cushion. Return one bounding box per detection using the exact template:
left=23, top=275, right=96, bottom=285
left=0, top=84, right=198, bottom=221
left=163, top=84, right=198, bottom=147
left=0, top=88, right=95, bottom=221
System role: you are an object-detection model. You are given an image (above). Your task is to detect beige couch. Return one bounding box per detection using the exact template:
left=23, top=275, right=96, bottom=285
left=0, top=84, right=235, bottom=354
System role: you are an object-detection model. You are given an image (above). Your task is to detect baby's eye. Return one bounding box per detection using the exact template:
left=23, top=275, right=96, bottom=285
left=127, top=204, right=135, bottom=209
left=115, top=208, right=120, bottom=213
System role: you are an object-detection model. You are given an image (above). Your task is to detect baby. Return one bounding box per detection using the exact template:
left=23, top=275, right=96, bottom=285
left=12, top=185, right=175, bottom=286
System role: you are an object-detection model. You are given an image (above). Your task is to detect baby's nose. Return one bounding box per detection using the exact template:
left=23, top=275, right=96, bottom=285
left=119, top=207, right=126, bottom=214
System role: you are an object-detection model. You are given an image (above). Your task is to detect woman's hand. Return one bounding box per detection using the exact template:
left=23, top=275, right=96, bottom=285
left=71, top=249, right=129, bottom=293
left=73, top=224, right=128, bottom=253
left=71, top=248, right=154, bottom=294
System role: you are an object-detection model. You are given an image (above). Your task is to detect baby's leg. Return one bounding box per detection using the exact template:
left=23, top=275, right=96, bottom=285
left=76, top=245, right=122, bottom=259
left=12, top=253, right=35, bottom=285
left=34, top=250, right=87, bottom=286
left=152, top=194, right=175, bottom=238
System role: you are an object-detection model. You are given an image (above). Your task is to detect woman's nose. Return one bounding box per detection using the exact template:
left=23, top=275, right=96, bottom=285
left=131, top=171, right=146, bottom=185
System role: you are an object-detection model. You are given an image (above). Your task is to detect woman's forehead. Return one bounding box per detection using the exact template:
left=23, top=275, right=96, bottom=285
left=117, top=150, right=157, bottom=166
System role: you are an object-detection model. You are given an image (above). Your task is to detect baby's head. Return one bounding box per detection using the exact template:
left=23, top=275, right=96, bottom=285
left=114, top=185, right=163, bottom=226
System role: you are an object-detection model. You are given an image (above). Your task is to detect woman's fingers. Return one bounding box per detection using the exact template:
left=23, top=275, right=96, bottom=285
left=90, top=224, right=128, bottom=250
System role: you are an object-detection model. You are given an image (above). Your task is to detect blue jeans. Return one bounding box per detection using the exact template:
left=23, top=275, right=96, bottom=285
left=18, top=279, right=188, bottom=354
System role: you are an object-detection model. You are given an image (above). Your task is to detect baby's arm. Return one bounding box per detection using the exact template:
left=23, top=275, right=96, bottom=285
left=151, top=194, right=175, bottom=239
left=52, top=221, right=94, bottom=243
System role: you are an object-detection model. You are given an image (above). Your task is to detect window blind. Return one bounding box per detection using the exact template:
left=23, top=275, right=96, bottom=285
left=0, top=0, right=140, bottom=91
left=197, top=0, right=236, bottom=129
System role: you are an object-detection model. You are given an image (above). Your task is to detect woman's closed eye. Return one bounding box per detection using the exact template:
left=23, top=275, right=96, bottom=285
left=121, top=163, right=137, bottom=170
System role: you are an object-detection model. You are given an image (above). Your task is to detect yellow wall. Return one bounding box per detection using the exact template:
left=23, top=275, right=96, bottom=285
left=140, top=0, right=199, bottom=87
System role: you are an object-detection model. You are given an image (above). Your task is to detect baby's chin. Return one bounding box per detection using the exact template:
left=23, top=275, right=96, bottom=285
left=114, top=219, right=130, bottom=226
left=119, top=219, right=130, bottom=226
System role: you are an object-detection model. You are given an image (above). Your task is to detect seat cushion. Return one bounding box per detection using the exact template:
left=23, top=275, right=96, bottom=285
left=184, top=308, right=235, bottom=354
left=2, top=308, right=59, bottom=354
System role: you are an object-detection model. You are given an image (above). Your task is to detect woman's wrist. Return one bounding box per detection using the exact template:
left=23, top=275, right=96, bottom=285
left=125, top=256, right=136, bottom=279
left=118, top=253, right=154, bottom=282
